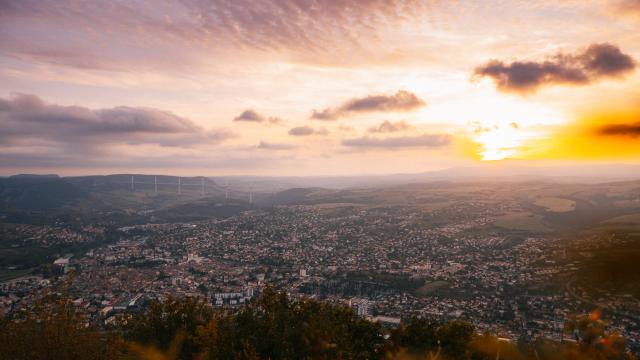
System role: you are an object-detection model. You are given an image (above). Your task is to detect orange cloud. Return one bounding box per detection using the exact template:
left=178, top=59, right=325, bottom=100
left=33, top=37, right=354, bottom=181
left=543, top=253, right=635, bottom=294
left=516, top=108, right=640, bottom=160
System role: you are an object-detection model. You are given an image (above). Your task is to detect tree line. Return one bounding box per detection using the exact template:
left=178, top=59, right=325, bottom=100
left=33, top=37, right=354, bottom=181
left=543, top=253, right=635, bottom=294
left=0, top=288, right=636, bottom=360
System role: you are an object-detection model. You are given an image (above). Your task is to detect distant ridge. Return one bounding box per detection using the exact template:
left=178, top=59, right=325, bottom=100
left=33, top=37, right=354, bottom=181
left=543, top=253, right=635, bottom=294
left=66, top=174, right=221, bottom=192
left=213, top=163, right=640, bottom=192
left=0, top=174, right=227, bottom=211
left=9, top=174, right=60, bottom=179
left=0, top=175, right=84, bottom=209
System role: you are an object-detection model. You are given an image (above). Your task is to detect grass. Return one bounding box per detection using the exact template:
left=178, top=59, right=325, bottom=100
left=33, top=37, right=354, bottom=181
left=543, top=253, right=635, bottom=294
left=494, top=212, right=550, bottom=232
left=533, top=197, right=576, bottom=212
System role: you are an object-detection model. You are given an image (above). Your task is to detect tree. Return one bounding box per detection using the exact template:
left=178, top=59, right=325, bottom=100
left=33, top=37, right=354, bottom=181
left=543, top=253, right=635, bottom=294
left=560, top=308, right=632, bottom=360
left=2, top=289, right=637, bottom=360
left=124, top=296, right=214, bottom=359
left=438, top=320, right=475, bottom=359
left=388, top=317, right=440, bottom=356
left=0, top=293, right=118, bottom=360
left=210, top=288, right=385, bottom=359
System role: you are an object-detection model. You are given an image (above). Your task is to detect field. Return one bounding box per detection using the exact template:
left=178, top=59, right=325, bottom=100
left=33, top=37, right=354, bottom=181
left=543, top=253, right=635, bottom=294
left=414, top=280, right=450, bottom=297
left=0, top=267, right=35, bottom=282
left=533, top=197, right=576, bottom=212
left=415, top=201, right=457, bottom=211
left=493, top=212, right=551, bottom=232
left=602, top=213, right=640, bottom=225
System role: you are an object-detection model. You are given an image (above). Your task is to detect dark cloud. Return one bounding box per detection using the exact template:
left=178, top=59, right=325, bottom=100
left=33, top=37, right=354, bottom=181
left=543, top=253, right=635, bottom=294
left=341, top=134, right=450, bottom=149
left=0, top=93, right=234, bottom=148
left=581, top=44, right=636, bottom=76
left=597, top=122, right=640, bottom=137
left=233, top=109, right=281, bottom=124
left=257, top=141, right=297, bottom=150
left=288, top=126, right=328, bottom=136
left=310, top=90, right=426, bottom=120
left=0, top=150, right=283, bottom=171
left=367, top=120, right=414, bottom=133
left=233, top=109, right=265, bottom=122
left=474, top=43, right=635, bottom=93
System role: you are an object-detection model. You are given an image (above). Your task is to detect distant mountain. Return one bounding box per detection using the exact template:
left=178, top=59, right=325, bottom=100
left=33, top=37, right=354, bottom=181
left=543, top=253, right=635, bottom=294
left=214, top=163, right=640, bottom=192
left=66, top=174, right=223, bottom=193
left=9, top=174, right=60, bottom=179
left=267, top=187, right=331, bottom=205
left=0, top=176, right=85, bottom=209
left=0, top=174, right=228, bottom=212
left=0, top=164, right=640, bottom=219
left=417, top=163, right=640, bottom=183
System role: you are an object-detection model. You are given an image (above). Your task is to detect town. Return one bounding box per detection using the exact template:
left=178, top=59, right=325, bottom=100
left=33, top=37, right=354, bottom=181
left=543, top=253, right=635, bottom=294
left=2, top=198, right=638, bottom=351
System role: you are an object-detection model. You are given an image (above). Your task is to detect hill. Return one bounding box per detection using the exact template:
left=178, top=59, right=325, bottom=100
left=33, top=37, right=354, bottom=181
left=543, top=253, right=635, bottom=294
left=0, top=176, right=86, bottom=209
left=0, top=174, right=231, bottom=213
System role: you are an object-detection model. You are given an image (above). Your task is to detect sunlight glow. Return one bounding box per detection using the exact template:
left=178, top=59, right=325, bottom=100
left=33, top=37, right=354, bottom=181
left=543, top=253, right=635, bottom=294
left=475, top=126, right=542, bottom=161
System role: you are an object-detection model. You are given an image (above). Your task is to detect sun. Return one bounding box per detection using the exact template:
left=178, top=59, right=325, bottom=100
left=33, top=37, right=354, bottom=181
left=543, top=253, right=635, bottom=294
left=475, top=127, right=520, bottom=160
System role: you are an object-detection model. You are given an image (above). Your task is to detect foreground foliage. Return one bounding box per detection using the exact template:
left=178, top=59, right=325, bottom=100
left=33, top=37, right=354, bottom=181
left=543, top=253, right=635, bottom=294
left=0, top=289, right=637, bottom=360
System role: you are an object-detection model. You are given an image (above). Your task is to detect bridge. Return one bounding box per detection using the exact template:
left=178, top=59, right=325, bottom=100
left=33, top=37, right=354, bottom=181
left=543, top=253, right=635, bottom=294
left=120, top=175, right=252, bottom=203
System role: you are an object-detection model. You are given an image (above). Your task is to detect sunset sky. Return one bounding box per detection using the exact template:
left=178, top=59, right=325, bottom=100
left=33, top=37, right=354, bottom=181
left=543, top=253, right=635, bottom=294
left=1, top=0, right=640, bottom=176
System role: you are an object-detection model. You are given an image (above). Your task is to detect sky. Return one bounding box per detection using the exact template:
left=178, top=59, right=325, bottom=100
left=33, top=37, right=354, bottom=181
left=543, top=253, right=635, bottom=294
left=1, top=0, right=640, bottom=176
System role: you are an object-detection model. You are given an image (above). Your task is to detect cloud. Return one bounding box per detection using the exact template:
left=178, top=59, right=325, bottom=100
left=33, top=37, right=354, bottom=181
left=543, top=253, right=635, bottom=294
left=257, top=141, right=298, bottom=150
left=0, top=0, right=430, bottom=70
left=367, top=120, right=414, bottom=133
left=310, top=90, right=426, bottom=120
left=233, top=109, right=265, bottom=122
left=337, top=125, right=355, bottom=132
left=233, top=109, right=281, bottom=124
left=609, top=0, right=640, bottom=17
left=0, top=149, right=288, bottom=172
left=597, top=122, right=640, bottom=137
left=0, top=93, right=234, bottom=149
left=469, top=120, right=498, bottom=135
left=474, top=43, right=636, bottom=93
left=288, top=126, right=328, bottom=136
left=341, top=134, right=450, bottom=149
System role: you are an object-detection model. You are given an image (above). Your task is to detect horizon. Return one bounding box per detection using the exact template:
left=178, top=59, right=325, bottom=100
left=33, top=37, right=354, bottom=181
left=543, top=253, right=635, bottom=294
left=4, top=162, right=640, bottom=181
left=5, top=162, right=640, bottom=192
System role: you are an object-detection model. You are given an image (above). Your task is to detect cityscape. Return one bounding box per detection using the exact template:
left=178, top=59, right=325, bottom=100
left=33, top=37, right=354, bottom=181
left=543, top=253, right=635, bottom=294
left=2, top=175, right=640, bottom=356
